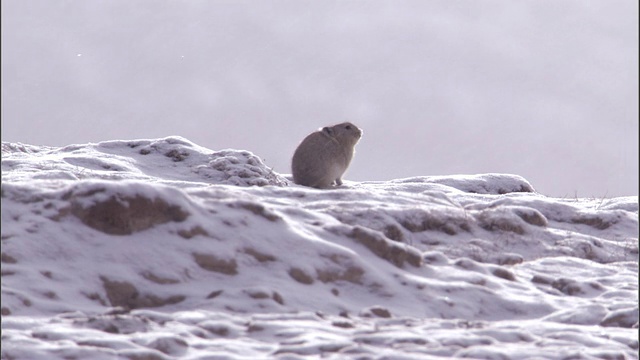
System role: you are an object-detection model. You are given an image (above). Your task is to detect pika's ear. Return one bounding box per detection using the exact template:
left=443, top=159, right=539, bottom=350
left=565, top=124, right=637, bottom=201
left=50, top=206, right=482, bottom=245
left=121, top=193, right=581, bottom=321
left=322, top=127, right=333, bottom=136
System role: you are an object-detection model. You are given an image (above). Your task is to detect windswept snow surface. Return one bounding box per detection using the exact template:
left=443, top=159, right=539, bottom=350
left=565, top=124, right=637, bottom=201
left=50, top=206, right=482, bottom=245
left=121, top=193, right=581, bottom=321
left=2, top=136, right=638, bottom=359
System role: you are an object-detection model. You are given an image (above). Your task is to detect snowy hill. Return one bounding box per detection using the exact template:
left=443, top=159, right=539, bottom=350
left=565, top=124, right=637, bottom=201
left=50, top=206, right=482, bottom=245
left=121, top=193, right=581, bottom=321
left=1, top=137, right=638, bottom=359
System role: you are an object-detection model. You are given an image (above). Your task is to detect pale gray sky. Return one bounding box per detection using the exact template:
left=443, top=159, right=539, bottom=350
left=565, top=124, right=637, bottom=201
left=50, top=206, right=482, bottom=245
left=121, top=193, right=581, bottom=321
left=2, top=0, right=638, bottom=197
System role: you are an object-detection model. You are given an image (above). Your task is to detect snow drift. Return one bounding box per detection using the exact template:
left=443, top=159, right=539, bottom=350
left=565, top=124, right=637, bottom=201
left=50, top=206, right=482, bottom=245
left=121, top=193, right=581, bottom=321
left=1, top=137, right=638, bottom=359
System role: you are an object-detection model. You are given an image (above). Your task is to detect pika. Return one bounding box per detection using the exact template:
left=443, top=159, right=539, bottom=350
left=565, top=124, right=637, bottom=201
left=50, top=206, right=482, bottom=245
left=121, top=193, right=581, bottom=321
left=291, top=122, right=363, bottom=188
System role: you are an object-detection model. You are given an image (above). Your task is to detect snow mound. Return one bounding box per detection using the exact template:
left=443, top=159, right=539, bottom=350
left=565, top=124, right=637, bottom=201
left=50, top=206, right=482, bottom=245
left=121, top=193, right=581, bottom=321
left=2, top=138, right=638, bottom=359
left=2, top=136, right=289, bottom=187
left=388, top=174, right=536, bottom=195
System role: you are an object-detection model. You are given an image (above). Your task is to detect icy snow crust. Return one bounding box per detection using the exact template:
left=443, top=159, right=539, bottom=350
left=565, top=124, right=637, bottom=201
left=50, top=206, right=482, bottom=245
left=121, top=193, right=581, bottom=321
left=1, top=137, right=638, bottom=359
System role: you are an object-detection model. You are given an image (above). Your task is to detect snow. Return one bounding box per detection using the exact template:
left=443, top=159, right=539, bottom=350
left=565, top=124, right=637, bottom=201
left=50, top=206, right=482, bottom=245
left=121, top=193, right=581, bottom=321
left=2, top=136, right=638, bottom=359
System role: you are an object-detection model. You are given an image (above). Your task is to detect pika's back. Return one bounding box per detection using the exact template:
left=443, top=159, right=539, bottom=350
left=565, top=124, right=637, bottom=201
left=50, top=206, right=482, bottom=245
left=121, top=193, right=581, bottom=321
left=291, top=122, right=362, bottom=188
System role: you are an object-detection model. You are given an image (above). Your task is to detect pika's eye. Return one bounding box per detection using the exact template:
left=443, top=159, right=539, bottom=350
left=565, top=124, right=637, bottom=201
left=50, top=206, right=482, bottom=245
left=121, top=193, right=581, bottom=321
left=345, top=125, right=352, bottom=130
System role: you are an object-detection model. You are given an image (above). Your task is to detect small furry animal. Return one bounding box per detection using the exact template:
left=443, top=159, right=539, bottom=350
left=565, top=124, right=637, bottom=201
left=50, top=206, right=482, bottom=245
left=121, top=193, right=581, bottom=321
left=291, top=122, right=363, bottom=188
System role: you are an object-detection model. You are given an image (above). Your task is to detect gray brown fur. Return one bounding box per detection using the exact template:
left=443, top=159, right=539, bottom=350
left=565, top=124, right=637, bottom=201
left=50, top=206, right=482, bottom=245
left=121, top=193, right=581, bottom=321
left=291, top=122, right=362, bottom=188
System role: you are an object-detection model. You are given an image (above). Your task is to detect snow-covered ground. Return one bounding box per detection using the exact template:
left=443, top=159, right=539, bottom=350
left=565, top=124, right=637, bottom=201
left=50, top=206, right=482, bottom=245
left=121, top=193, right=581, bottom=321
left=2, top=137, right=638, bottom=359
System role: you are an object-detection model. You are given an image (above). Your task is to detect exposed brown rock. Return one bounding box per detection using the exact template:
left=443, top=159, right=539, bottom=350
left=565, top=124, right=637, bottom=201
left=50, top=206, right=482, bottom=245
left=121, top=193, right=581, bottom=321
left=341, top=226, right=423, bottom=268
left=100, top=276, right=185, bottom=309
left=71, top=194, right=188, bottom=235
left=243, top=247, right=277, bottom=262
left=193, top=253, right=238, bottom=275
left=288, top=267, right=314, bottom=284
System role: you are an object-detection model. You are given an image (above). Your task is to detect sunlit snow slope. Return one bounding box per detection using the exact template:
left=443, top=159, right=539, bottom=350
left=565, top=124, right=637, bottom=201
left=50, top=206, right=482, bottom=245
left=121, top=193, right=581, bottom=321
left=1, top=137, right=638, bottom=359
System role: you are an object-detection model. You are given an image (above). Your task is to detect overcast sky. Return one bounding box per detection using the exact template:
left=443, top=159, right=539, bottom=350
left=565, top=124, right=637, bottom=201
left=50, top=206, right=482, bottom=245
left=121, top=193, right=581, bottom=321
left=2, top=0, right=638, bottom=197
